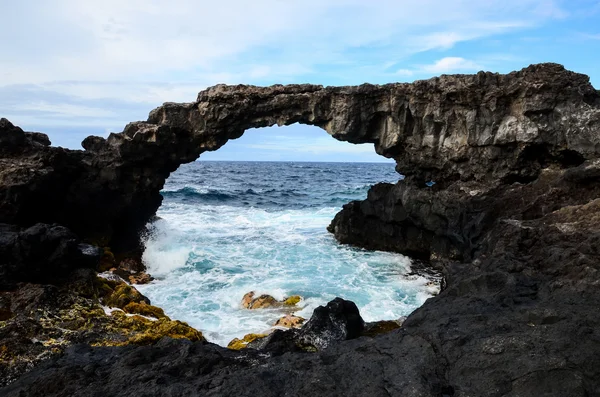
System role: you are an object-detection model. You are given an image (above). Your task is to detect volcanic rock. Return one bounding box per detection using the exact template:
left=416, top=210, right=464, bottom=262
left=2, top=63, right=600, bottom=396
left=2, top=63, right=599, bottom=253
left=274, top=314, right=305, bottom=328
left=0, top=223, right=101, bottom=285
left=241, top=292, right=303, bottom=309
left=247, top=297, right=365, bottom=353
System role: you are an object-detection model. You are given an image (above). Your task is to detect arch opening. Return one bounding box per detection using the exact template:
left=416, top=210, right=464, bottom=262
left=135, top=124, right=439, bottom=346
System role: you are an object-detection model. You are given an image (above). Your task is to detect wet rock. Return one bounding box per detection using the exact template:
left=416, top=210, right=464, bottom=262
left=248, top=294, right=279, bottom=309
left=101, top=281, right=150, bottom=309
left=246, top=297, right=365, bottom=354
left=97, top=248, right=116, bottom=272
left=227, top=333, right=269, bottom=350
left=122, top=302, right=167, bottom=319
left=241, top=292, right=302, bottom=309
left=118, top=258, right=145, bottom=273
left=108, top=257, right=154, bottom=285
left=127, top=272, right=154, bottom=285
left=274, top=314, right=305, bottom=329
left=282, top=295, right=302, bottom=306
left=296, top=298, right=364, bottom=350
left=241, top=291, right=255, bottom=308
left=361, top=319, right=404, bottom=337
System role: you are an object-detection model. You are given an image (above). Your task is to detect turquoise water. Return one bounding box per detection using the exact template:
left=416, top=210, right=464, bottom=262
left=137, top=161, right=438, bottom=346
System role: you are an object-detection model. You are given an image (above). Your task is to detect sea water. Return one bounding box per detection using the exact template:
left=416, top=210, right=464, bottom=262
left=137, top=161, right=438, bottom=346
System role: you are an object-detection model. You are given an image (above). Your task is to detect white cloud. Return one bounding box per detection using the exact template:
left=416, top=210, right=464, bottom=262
left=0, top=0, right=568, bottom=133
left=420, top=57, right=484, bottom=73
left=395, top=69, right=414, bottom=76
left=579, top=33, right=600, bottom=40
left=15, top=102, right=117, bottom=119
left=393, top=57, right=485, bottom=77
left=246, top=139, right=376, bottom=155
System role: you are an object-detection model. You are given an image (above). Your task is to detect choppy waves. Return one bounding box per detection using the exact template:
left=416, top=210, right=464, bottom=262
left=138, top=161, right=437, bottom=346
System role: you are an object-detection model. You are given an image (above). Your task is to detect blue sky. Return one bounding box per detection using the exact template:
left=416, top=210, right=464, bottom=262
left=2, top=0, right=599, bottom=162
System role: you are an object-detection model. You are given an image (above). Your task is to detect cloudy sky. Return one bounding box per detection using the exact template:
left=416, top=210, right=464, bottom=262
left=2, top=0, right=599, bottom=162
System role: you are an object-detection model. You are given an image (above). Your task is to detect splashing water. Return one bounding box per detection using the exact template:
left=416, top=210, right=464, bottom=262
left=137, top=161, right=438, bottom=346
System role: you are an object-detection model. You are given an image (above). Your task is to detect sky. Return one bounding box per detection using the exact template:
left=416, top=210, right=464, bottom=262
left=1, top=0, right=599, bottom=162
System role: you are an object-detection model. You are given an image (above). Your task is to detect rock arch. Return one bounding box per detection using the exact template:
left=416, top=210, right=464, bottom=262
left=1, top=63, right=599, bottom=252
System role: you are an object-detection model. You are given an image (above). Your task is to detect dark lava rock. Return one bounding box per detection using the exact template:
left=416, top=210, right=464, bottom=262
left=0, top=223, right=101, bottom=285
left=1, top=331, right=447, bottom=397
left=1, top=63, right=599, bottom=252
left=296, top=297, right=364, bottom=350
left=247, top=297, right=365, bottom=354
left=2, top=64, right=600, bottom=396
left=0, top=269, right=206, bottom=387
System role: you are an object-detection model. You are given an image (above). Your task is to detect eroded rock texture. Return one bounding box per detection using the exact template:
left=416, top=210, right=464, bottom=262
left=2, top=63, right=599, bottom=252
left=2, top=63, right=600, bottom=396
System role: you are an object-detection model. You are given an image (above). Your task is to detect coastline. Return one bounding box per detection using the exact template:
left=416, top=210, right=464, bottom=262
left=2, top=63, right=600, bottom=396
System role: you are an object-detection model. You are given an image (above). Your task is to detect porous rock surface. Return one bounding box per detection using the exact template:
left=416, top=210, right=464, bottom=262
left=2, top=63, right=600, bottom=396
left=2, top=63, right=598, bottom=250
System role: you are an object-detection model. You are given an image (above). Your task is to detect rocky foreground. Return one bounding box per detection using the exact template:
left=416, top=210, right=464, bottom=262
left=1, top=63, right=600, bottom=396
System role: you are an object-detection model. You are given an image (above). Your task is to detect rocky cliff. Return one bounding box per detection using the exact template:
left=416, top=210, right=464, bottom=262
left=2, top=63, right=600, bottom=396
left=2, top=63, right=599, bottom=252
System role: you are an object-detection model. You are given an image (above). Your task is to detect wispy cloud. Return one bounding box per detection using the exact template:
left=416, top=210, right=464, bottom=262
left=395, top=57, right=484, bottom=77
left=578, top=33, right=600, bottom=40
left=0, top=0, right=575, bottom=148
left=420, top=57, right=484, bottom=73
left=245, top=136, right=376, bottom=155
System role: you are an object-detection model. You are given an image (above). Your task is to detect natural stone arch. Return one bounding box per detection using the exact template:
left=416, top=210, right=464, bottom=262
left=3, top=63, right=600, bottom=397
left=1, top=63, right=599, bottom=252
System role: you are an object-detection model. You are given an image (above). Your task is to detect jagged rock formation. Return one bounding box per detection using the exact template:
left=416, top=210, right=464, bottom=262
left=2, top=63, right=599, bottom=252
left=2, top=63, right=600, bottom=396
left=0, top=223, right=101, bottom=286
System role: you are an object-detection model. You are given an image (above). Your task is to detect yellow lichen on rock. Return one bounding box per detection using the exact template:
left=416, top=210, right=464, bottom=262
left=274, top=314, right=304, bottom=328
left=98, top=247, right=116, bottom=272
left=241, top=291, right=255, bottom=308
left=103, top=283, right=148, bottom=309
left=128, top=272, right=153, bottom=285
left=0, top=345, right=8, bottom=361
left=241, top=292, right=303, bottom=310
left=227, top=333, right=268, bottom=350
left=361, top=320, right=403, bottom=337
left=283, top=295, right=301, bottom=306
left=127, top=318, right=205, bottom=345
left=123, top=302, right=168, bottom=319
left=248, top=294, right=279, bottom=309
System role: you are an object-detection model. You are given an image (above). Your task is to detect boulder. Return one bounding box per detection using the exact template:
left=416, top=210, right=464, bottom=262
left=273, top=314, right=305, bottom=328
left=0, top=223, right=101, bottom=285
left=227, top=333, right=269, bottom=350
left=296, top=298, right=364, bottom=350
left=241, top=292, right=302, bottom=309
left=361, top=319, right=404, bottom=337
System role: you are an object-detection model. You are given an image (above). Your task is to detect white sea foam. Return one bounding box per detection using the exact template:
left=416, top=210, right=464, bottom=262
left=138, top=200, right=439, bottom=346
left=141, top=219, right=190, bottom=276
left=135, top=162, right=432, bottom=345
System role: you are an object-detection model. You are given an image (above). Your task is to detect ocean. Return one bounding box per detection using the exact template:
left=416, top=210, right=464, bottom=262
left=137, top=161, right=438, bottom=346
